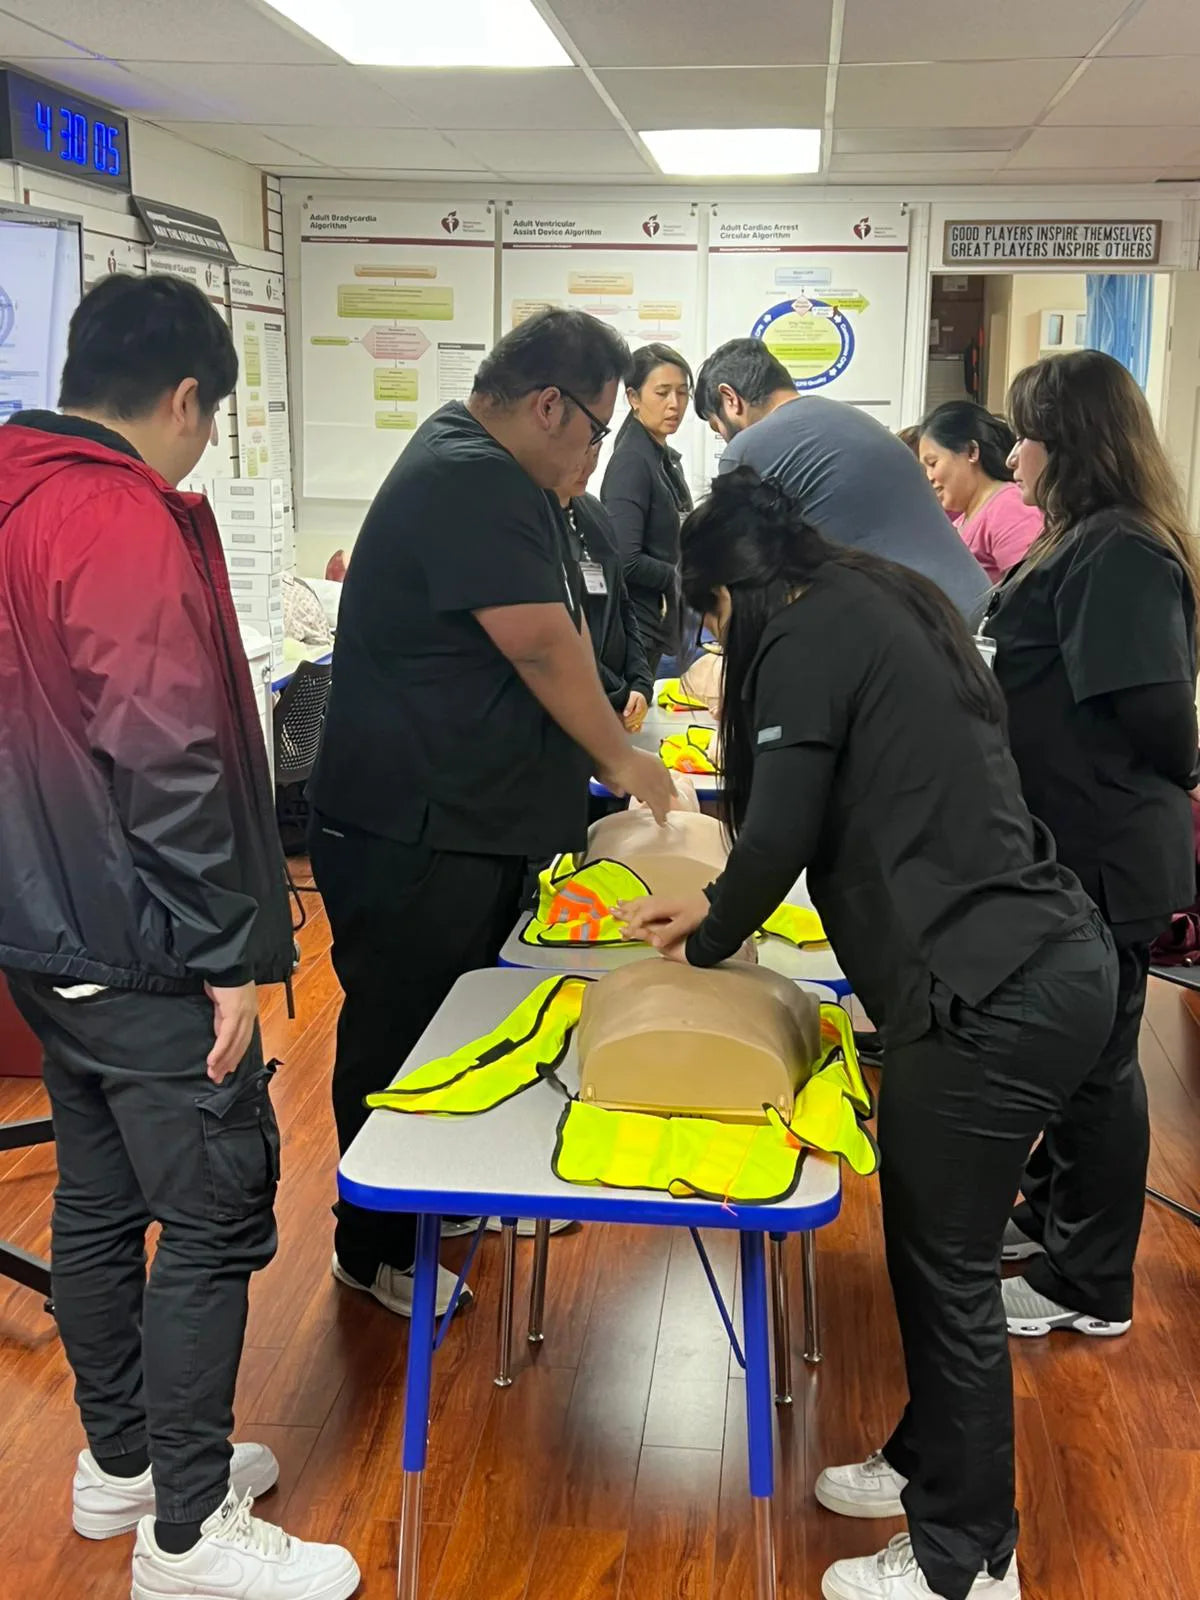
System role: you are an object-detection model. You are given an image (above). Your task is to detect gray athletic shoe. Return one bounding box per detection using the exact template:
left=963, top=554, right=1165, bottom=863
left=1002, top=1275, right=1130, bottom=1338
left=1000, top=1220, right=1044, bottom=1263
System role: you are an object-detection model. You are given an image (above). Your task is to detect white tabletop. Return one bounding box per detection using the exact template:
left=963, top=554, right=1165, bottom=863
left=499, top=913, right=849, bottom=999
left=338, top=968, right=842, bottom=1233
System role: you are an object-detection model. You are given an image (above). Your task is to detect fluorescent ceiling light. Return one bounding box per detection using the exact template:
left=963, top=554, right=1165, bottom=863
left=641, top=128, right=822, bottom=177
left=261, top=0, right=570, bottom=68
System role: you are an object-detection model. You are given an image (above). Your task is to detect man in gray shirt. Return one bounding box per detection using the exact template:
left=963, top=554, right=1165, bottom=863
left=694, top=339, right=990, bottom=622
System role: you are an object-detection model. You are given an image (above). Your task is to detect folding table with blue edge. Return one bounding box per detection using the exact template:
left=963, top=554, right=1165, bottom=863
left=337, top=966, right=843, bottom=1600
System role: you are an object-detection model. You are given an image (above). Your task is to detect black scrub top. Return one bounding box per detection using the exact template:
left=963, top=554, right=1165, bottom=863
left=724, top=564, right=1093, bottom=1046
left=988, top=511, right=1197, bottom=933
left=311, top=402, right=590, bottom=857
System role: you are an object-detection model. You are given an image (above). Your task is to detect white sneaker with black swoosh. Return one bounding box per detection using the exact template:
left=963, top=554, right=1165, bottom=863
left=131, top=1488, right=360, bottom=1600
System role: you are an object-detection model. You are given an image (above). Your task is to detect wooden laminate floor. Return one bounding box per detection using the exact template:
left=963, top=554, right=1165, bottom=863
left=2, top=896, right=1200, bottom=1599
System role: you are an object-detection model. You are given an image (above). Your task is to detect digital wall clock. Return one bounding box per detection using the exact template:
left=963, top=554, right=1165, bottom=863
left=0, top=66, right=131, bottom=193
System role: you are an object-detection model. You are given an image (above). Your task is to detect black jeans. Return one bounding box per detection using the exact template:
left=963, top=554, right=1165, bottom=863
left=309, top=815, right=526, bottom=1284
left=879, top=920, right=1118, bottom=1600
left=7, top=978, right=278, bottom=1525
left=1010, top=938, right=1150, bottom=1322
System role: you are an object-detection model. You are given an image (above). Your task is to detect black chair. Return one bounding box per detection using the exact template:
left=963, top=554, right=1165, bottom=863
left=273, top=658, right=332, bottom=791
left=272, top=659, right=332, bottom=924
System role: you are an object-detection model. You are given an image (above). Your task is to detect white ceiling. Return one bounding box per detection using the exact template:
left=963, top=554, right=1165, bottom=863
left=3, top=0, right=1200, bottom=184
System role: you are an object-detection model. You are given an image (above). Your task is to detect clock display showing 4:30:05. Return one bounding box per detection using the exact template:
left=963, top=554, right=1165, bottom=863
left=35, top=98, right=122, bottom=177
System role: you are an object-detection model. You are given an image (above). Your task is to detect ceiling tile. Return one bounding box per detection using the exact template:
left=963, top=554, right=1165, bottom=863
left=331, top=167, right=494, bottom=180
left=543, top=0, right=833, bottom=68
left=139, top=62, right=418, bottom=126
left=266, top=126, right=487, bottom=169
left=1006, top=125, right=1200, bottom=169
left=1103, top=0, right=1200, bottom=56
left=1044, top=57, right=1200, bottom=124
left=841, top=0, right=1127, bottom=62
left=0, top=0, right=340, bottom=63
left=360, top=67, right=615, bottom=131
left=147, top=122, right=321, bottom=165
left=0, top=13, right=92, bottom=56
left=2, top=55, right=223, bottom=117
left=599, top=67, right=826, bottom=129
left=1009, top=166, right=1183, bottom=184
left=447, top=128, right=649, bottom=174
left=834, top=127, right=1023, bottom=154
left=831, top=150, right=1004, bottom=173
left=834, top=60, right=1076, bottom=127
left=827, top=165, right=1011, bottom=185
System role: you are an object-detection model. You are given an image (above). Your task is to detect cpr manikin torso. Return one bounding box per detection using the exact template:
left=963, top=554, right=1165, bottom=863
left=584, top=783, right=727, bottom=901
left=577, top=960, right=822, bottom=1123
left=679, top=648, right=724, bottom=716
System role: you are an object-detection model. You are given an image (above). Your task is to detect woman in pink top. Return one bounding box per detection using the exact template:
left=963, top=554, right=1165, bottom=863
left=920, top=401, right=1043, bottom=583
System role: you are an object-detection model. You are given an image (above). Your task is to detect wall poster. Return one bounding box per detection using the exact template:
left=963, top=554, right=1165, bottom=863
left=706, top=203, right=910, bottom=477
left=300, top=199, right=495, bottom=500
left=501, top=202, right=703, bottom=490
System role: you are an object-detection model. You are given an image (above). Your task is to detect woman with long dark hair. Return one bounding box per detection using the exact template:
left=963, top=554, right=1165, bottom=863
left=620, top=467, right=1118, bottom=1600
left=600, top=343, right=694, bottom=672
left=919, top=401, right=1041, bottom=582
left=989, top=350, right=1198, bottom=1342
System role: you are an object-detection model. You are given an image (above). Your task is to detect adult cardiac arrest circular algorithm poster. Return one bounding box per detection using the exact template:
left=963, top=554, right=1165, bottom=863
left=706, top=203, right=910, bottom=472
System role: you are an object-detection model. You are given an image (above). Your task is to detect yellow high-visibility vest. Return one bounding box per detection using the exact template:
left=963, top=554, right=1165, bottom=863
left=660, top=725, right=719, bottom=775
left=656, top=678, right=708, bottom=712
left=365, top=978, right=878, bottom=1197
left=522, top=856, right=827, bottom=951
left=365, top=977, right=588, bottom=1116
left=519, top=857, right=651, bottom=947
left=758, top=901, right=826, bottom=948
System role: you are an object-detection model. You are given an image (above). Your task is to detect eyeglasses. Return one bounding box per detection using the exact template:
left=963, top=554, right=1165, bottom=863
left=556, top=386, right=611, bottom=448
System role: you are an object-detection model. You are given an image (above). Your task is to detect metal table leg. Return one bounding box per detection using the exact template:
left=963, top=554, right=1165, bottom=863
left=801, top=1230, right=822, bottom=1365
left=740, top=1231, right=778, bottom=1600
left=768, top=1233, right=793, bottom=1406
left=528, top=1217, right=550, bottom=1345
left=494, top=1217, right=518, bottom=1387
left=397, top=1211, right=440, bottom=1600
left=0, top=1117, right=54, bottom=1303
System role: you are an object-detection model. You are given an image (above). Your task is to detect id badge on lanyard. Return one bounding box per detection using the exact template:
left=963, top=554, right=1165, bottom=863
left=580, top=560, right=607, bottom=596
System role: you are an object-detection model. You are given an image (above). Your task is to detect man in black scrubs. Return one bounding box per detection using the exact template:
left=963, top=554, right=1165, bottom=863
left=309, top=310, right=675, bottom=1317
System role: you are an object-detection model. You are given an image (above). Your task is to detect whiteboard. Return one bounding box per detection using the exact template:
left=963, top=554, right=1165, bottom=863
left=0, top=203, right=82, bottom=416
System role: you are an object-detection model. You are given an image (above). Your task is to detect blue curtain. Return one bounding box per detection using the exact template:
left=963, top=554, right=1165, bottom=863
left=1084, top=274, right=1153, bottom=390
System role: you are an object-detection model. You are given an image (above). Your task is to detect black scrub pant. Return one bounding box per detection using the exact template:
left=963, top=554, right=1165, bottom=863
left=7, top=980, right=278, bottom=1526
left=878, top=919, right=1117, bottom=1600
left=310, top=814, right=526, bottom=1285
left=1009, top=937, right=1151, bottom=1323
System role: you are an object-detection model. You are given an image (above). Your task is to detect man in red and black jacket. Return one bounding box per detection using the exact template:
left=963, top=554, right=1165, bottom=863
left=0, top=275, right=358, bottom=1600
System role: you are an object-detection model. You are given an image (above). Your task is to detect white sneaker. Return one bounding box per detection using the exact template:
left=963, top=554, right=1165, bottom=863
left=73, top=1442, right=279, bottom=1540
left=1002, top=1275, right=1130, bottom=1339
left=131, top=1488, right=360, bottom=1600
left=815, top=1451, right=907, bottom=1519
left=822, top=1533, right=1020, bottom=1599
left=331, top=1253, right=472, bottom=1318
left=484, top=1217, right=575, bottom=1237
left=1000, top=1221, right=1044, bottom=1263
left=441, top=1216, right=483, bottom=1238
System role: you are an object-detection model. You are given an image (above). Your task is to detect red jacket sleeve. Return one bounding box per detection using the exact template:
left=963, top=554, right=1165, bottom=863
left=52, top=483, right=259, bottom=987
